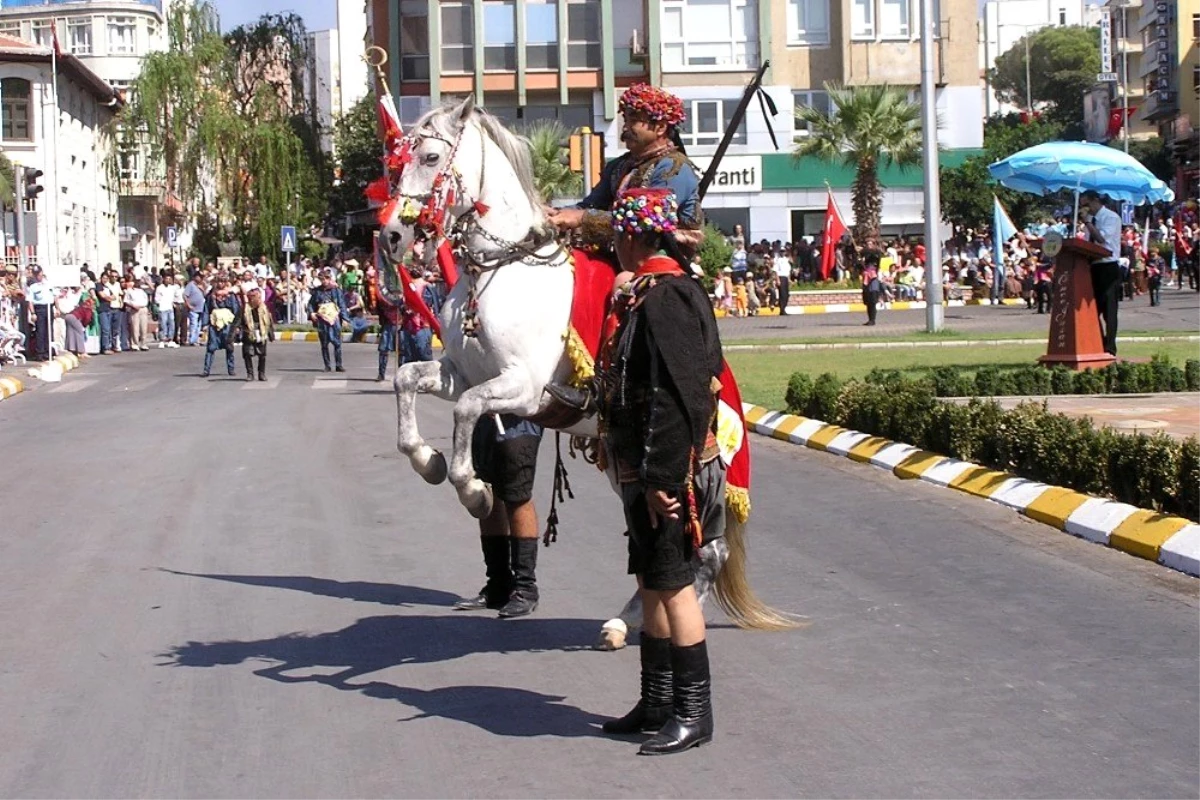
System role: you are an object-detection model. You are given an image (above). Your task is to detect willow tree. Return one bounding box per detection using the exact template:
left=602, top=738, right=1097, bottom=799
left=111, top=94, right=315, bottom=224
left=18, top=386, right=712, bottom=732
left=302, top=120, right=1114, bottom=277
left=115, top=3, right=325, bottom=258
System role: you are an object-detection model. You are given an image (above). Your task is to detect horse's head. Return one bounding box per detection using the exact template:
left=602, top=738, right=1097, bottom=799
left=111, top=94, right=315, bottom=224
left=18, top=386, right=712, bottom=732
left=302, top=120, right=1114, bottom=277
left=379, top=95, right=544, bottom=268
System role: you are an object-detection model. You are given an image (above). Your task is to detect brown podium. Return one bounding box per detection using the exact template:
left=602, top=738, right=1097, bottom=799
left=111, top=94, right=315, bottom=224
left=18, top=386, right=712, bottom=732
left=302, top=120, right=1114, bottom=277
left=1038, top=236, right=1116, bottom=370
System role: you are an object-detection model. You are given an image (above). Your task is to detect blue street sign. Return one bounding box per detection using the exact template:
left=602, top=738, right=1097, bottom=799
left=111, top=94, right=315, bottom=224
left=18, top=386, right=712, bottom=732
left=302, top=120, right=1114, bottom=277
left=166, top=226, right=178, bottom=248
left=280, top=225, right=296, bottom=253
left=1120, top=202, right=1134, bottom=226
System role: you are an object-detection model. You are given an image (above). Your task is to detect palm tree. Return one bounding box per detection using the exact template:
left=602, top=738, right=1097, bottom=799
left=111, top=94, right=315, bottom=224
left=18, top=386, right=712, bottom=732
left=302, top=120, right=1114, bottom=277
left=793, top=83, right=923, bottom=242
left=525, top=120, right=582, bottom=203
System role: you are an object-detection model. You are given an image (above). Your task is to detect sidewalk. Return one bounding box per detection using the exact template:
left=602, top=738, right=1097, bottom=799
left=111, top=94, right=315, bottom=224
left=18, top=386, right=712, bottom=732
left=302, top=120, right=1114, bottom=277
left=949, top=392, right=1200, bottom=440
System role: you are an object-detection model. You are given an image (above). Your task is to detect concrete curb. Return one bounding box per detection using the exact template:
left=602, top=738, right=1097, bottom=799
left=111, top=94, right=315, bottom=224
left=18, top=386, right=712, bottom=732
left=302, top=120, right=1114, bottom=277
left=0, top=375, right=24, bottom=401
left=743, top=403, right=1200, bottom=578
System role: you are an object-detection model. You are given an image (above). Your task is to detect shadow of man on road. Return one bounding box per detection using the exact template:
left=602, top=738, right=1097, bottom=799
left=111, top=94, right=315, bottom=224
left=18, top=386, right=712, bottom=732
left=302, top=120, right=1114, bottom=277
left=159, top=614, right=608, bottom=739
left=160, top=569, right=462, bottom=608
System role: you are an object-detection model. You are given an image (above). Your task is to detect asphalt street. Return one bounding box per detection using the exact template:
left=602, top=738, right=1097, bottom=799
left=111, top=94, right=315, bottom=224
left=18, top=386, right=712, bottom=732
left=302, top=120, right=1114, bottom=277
left=0, top=342, right=1197, bottom=798
left=723, top=286, right=1200, bottom=341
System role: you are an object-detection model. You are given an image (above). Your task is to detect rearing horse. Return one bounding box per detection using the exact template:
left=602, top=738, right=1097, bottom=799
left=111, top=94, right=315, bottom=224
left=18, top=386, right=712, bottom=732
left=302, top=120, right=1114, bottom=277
left=379, top=97, right=797, bottom=648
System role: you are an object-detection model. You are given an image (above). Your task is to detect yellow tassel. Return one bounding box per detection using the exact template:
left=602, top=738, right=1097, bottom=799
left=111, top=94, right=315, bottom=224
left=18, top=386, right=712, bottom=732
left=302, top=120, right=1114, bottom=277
left=725, top=484, right=751, bottom=523
left=563, top=325, right=595, bottom=388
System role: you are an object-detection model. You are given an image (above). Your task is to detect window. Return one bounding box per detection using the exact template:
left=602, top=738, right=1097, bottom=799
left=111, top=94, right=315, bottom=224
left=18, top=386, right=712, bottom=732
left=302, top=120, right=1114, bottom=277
left=68, top=18, right=92, bottom=55
left=879, top=0, right=909, bottom=38
left=440, top=2, right=474, bottom=73
left=399, top=1, right=429, bottom=80
left=1193, top=65, right=1199, bottom=93
left=118, top=149, right=141, bottom=182
left=108, top=16, right=136, bottom=55
left=110, top=79, right=134, bottom=104
left=851, top=0, right=874, bottom=38
left=661, top=0, right=758, bottom=70
left=1193, top=13, right=1199, bottom=40
left=526, top=0, right=558, bottom=70
left=1057, top=8, right=1066, bottom=25
left=788, top=0, right=829, bottom=44
left=793, top=89, right=831, bottom=135
left=679, top=99, right=747, bottom=148
left=0, top=22, right=20, bottom=39
left=483, top=1, right=516, bottom=71
left=1, top=78, right=32, bottom=141
left=31, top=21, right=52, bottom=47
left=567, top=0, right=601, bottom=68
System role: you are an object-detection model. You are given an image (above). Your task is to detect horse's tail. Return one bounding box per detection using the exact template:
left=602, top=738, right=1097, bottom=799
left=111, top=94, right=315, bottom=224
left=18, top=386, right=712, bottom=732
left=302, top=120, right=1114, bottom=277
left=711, top=504, right=808, bottom=631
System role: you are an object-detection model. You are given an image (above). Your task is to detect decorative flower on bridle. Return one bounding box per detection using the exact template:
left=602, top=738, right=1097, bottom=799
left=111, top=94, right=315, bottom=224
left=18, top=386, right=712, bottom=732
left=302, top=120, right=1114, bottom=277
left=611, top=188, right=679, bottom=237
left=618, top=84, right=686, bottom=127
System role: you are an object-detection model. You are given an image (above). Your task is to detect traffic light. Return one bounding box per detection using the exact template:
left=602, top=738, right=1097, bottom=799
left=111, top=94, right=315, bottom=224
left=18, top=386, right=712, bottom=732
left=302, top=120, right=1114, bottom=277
left=23, top=167, right=43, bottom=201
left=568, top=129, right=603, bottom=190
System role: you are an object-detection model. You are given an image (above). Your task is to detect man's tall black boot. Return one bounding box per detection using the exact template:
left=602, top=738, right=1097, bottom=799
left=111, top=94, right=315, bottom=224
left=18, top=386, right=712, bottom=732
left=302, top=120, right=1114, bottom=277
left=453, top=536, right=511, bottom=610
left=639, top=640, right=714, bottom=755
left=497, top=537, right=539, bottom=618
left=602, top=634, right=672, bottom=734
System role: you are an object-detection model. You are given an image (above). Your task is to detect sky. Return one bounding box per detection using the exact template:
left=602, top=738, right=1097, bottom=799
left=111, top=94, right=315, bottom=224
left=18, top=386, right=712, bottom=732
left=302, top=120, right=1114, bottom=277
left=212, top=0, right=336, bottom=34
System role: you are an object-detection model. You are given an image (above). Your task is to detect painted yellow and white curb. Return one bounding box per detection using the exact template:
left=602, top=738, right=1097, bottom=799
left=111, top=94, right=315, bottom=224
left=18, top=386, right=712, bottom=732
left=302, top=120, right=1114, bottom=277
left=0, top=375, right=24, bottom=401
left=743, top=403, right=1200, bottom=577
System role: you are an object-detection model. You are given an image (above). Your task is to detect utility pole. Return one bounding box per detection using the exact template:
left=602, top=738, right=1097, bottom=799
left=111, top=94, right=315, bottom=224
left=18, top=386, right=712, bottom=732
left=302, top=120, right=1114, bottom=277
left=919, top=0, right=943, bottom=332
left=12, top=158, right=25, bottom=279
left=1024, top=33, right=1032, bottom=117
left=1120, top=2, right=1130, bottom=153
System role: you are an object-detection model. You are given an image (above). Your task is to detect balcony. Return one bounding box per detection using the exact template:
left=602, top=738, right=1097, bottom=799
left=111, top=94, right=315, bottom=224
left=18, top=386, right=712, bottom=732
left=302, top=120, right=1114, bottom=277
left=1142, top=88, right=1178, bottom=120
left=0, top=0, right=161, bottom=10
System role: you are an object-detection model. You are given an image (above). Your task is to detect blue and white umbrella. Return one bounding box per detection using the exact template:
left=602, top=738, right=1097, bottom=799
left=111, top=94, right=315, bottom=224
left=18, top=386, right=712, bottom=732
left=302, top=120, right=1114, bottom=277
left=988, top=140, right=1175, bottom=206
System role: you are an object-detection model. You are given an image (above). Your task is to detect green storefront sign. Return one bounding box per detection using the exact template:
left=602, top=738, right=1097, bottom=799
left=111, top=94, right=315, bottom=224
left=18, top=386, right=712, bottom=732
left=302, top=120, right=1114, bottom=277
left=760, top=149, right=984, bottom=191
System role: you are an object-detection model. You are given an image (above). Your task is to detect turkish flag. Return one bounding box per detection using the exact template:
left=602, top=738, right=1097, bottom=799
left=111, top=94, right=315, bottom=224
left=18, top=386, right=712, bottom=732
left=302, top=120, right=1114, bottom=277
left=819, top=190, right=847, bottom=280
left=1107, top=106, right=1136, bottom=140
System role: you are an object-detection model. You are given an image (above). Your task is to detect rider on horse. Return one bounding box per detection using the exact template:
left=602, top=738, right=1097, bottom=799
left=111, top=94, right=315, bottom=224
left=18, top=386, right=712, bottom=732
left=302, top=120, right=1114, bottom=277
left=545, top=83, right=702, bottom=412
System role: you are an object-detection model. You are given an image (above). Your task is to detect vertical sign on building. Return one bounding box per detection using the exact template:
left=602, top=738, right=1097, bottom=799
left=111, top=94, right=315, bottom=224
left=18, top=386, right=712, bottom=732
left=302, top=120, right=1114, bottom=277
left=1099, top=9, right=1112, bottom=75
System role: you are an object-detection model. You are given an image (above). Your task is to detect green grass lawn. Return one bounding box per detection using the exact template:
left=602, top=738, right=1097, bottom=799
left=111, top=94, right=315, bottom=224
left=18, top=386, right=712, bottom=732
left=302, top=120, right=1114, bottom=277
left=729, top=341, right=1200, bottom=411
left=723, top=329, right=1193, bottom=346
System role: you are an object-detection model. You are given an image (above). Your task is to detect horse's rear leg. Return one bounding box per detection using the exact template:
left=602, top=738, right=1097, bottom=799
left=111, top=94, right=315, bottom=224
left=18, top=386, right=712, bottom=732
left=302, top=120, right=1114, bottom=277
left=448, top=373, right=542, bottom=519
left=395, top=358, right=465, bottom=485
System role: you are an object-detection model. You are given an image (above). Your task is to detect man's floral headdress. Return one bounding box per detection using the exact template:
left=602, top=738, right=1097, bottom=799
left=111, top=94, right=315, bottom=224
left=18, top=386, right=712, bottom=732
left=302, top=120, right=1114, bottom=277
left=618, top=84, right=686, bottom=127
left=611, top=188, right=679, bottom=237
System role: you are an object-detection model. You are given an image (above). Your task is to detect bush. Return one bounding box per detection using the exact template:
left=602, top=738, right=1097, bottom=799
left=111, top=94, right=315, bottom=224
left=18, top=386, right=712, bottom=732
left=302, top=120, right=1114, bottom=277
left=1186, top=360, right=1200, bottom=391
left=1074, top=368, right=1106, bottom=394
left=808, top=372, right=843, bottom=421
left=930, top=366, right=975, bottom=397
left=1113, top=361, right=1142, bottom=393
left=1049, top=366, right=1076, bottom=395
left=1011, top=365, right=1052, bottom=396
left=784, top=372, right=814, bottom=415
left=1179, top=438, right=1200, bottom=522
left=974, top=366, right=1002, bottom=396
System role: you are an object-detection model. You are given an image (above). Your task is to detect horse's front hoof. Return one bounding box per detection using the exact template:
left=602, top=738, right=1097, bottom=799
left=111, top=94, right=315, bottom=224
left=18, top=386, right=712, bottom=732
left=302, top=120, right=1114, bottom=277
left=461, top=480, right=494, bottom=520
left=413, top=447, right=448, bottom=485
left=595, top=619, right=628, bottom=651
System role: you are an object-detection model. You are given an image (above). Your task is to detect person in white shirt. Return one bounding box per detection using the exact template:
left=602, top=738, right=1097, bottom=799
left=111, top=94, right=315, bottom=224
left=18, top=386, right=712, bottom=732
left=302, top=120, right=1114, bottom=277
left=155, top=275, right=180, bottom=347
left=1081, top=190, right=1123, bottom=356
left=123, top=276, right=151, bottom=351
left=24, top=265, right=54, bottom=361
left=772, top=249, right=792, bottom=313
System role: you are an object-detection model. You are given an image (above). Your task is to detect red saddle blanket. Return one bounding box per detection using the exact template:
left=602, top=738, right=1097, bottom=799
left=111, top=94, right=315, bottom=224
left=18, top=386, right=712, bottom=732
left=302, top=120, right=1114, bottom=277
left=563, top=249, right=752, bottom=522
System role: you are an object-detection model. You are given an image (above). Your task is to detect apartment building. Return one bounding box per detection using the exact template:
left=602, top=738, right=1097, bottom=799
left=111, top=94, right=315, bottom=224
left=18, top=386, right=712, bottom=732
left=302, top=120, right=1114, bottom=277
left=369, top=0, right=982, bottom=243
left=1135, top=0, right=1198, bottom=197
left=0, top=34, right=121, bottom=271
left=308, top=0, right=372, bottom=156
left=0, top=0, right=179, bottom=268
left=1086, top=0, right=1157, bottom=145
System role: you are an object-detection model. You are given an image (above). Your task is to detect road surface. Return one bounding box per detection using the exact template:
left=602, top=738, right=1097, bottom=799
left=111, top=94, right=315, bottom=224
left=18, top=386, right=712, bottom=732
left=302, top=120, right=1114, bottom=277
left=0, top=343, right=1196, bottom=798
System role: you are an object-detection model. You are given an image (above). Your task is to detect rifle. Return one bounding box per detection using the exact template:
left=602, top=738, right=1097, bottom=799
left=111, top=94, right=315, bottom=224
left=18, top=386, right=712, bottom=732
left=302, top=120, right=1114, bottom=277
left=697, top=61, right=778, bottom=201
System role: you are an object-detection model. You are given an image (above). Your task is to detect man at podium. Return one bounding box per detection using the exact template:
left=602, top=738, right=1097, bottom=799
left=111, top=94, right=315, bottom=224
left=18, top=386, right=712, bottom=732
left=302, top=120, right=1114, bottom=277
left=1080, top=190, right=1123, bottom=356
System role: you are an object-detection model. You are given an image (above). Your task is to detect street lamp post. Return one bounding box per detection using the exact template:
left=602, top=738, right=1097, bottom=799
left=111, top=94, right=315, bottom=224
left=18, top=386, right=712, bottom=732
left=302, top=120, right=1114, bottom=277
left=919, top=0, right=943, bottom=333
left=1023, top=33, right=1032, bottom=117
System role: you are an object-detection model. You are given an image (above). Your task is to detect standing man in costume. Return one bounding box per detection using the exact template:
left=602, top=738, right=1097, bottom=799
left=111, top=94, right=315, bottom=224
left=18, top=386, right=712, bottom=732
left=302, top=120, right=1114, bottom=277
left=597, top=188, right=725, bottom=756
left=239, top=286, right=274, bottom=381
left=202, top=280, right=240, bottom=378
left=452, top=415, right=544, bottom=619
left=308, top=267, right=349, bottom=372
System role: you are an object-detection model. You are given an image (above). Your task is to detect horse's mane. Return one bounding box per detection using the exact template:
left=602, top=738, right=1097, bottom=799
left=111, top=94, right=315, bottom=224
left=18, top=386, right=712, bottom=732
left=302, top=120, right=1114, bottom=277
left=413, top=102, right=546, bottom=225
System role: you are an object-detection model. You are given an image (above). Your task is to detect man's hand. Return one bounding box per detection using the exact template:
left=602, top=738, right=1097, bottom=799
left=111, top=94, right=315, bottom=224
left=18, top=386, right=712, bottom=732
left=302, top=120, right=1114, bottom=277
left=546, top=208, right=586, bottom=230
left=645, top=488, right=681, bottom=529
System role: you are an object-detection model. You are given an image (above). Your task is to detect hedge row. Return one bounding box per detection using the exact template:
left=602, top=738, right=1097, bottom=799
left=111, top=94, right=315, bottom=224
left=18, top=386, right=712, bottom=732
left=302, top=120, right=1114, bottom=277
left=859, top=358, right=1200, bottom=399
left=784, top=370, right=1199, bottom=521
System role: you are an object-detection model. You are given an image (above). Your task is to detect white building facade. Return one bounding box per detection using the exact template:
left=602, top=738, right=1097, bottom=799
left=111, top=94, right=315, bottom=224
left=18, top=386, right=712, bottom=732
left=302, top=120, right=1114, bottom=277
left=309, top=0, right=370, bottom=157
left=0, top=35, right=121, bottom=272
left=0, top=0, right=179, bottom=269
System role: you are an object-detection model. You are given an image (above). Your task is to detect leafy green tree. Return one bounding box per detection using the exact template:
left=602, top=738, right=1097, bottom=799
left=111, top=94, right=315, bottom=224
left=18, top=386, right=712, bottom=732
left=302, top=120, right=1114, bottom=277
left=115, top=3, right=324, bottom=259
left=526, top=121, right=581, bottom=202
left=989, top=26, right=1100, bottom=132
left=794, top=83, right=922, bottom=241
left=695, top=223, right=732, bottom=291
left=329, top=95, right=383, bottom=223
left=0, top=151, right=13, bottom=207
left=1120, top=137, right=1173, bottom=183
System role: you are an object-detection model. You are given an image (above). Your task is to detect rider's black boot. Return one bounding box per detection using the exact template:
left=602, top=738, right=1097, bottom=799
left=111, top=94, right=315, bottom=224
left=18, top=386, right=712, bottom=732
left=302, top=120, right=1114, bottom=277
left=602, top=634, right=672, bottom=734
left=453, top=536, right=511, bottom=610
left=639, top=640, right=714, bottom=755
left=544, top=382, right=597, bottom=416
left=497, top=537, right=539, bottom=618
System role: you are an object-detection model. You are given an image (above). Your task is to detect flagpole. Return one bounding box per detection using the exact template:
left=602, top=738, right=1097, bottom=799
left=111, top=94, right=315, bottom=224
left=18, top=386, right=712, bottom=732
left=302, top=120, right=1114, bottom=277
left=919, top=0, right=944, bottom=332
left=49, top=26, right=62, bottom=273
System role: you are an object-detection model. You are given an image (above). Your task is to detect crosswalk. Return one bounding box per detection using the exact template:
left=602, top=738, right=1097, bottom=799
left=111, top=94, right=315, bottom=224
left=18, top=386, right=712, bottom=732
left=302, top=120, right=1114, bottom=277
left=45, top=374, right=387, bottom=394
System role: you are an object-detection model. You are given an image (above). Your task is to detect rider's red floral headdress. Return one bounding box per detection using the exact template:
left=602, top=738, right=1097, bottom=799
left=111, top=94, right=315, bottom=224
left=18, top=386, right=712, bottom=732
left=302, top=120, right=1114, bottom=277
left=611, top=188, right=679, bottom=236
left=619, top=84, right=686, bottom=127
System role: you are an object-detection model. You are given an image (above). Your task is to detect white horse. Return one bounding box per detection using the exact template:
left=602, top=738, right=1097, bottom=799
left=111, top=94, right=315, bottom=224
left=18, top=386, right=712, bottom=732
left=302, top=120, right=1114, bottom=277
left=380, top=97, right=795, bottom=648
